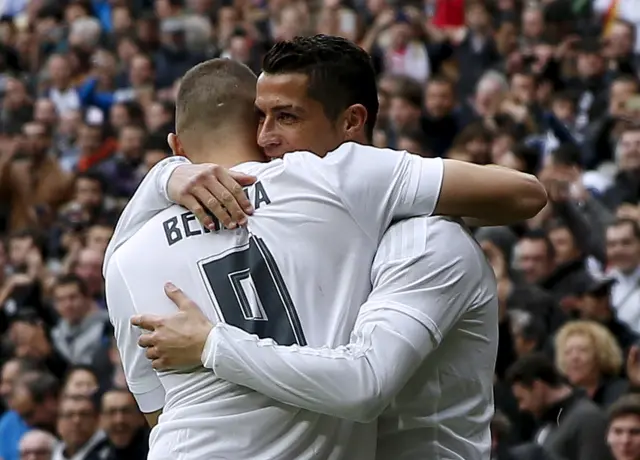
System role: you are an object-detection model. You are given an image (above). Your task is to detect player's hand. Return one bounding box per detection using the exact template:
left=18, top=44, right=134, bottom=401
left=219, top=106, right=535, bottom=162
left=168, top=163, right=257, bottom=231
left=131, top=283, right=214, bottom=370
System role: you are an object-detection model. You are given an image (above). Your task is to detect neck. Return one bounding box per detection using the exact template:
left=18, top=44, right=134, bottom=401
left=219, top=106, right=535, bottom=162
left=547, top=385, right=573, bottom=406
left=185, top=133, right=265, bottom=168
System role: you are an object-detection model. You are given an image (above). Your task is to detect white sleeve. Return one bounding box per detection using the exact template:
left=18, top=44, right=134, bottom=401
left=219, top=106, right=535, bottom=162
left=202, top=217, right=482, bottom=423
left=105, top=255, right=166, bottom=413
left=296, top=143, right=444, bottom=242
left=103, top=156, right=189, bottom=277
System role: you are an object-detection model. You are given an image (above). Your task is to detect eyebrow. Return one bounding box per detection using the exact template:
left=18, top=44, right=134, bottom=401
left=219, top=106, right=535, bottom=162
left=255, top=104, right=305, bottom=114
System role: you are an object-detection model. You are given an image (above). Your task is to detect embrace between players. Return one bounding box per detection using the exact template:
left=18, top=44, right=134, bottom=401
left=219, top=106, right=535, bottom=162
left=104, top=35, right=547, bottom=460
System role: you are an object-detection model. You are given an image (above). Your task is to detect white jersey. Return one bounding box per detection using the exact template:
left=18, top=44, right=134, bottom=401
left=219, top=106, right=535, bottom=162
left=105, top=143, right=444, bottom=460
left=200, top=217, right=498, bottom=460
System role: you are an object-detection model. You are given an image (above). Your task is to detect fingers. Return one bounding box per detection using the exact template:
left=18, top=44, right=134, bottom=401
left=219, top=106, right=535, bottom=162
left=164, top=283, right=196, bottom=311
left=131, top=314, right=162, bottom=331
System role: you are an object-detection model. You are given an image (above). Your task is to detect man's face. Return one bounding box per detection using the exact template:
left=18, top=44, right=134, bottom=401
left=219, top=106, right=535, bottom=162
left=425, top=82, right=454, bottom=119
left=23, top=122, right=51, bottom=158
left=19, top=432, right=54, bottom=460
left=101, top=391, right=144, bottom=448
left=57, top=398, right=99, bottom=450
left=255, top=73, right=348, bottom=158
left=619, top=130, right=640, bottom=172
left=577, top=52, right=604, bottom=79
left=608, top=414, right=640, bottom=460
left=517, top=239, right=553, bottom=284
left=78, top=125, right=103, bottom=155
left=53, top=283, right=89, bottom=325
left=549, top=226, right=579, bottom=265
left=522, top=9, right=543, bottom=39
left=510, top=74, right=535, bottom=105
left=607, top=223, right=640, bottom=274
left=8, top=236, right=33, bottom=268
left=512, top=382, right=545, bottom=418
left=85, top=225, right=113, bottom=253
left=75, top=177, right=103, bottom=209
left=389, top=97, right=420, bottom=130
left=0, top=360, right=20, bottom=404
left=609, top=23, right=634, bottom=58
left=118, top=126, right=145, bottom=159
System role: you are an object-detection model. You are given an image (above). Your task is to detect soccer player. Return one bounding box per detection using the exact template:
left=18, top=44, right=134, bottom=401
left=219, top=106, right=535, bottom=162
left=105, top=41, right=544, bottom=460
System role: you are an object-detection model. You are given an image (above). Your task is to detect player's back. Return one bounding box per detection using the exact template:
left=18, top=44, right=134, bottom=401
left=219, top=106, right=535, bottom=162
left=109, top=155, right=383, bottom=460
left=374, top=217, right=498, bottom=460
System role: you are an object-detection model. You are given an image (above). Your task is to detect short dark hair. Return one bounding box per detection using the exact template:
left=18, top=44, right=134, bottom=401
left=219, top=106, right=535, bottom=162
left=176, top=58, right=257, bottom=140
left=262, top=35, right=379, bottom=142
left=550, top=144, right=581, bottom=168
left=75, top=170, right=106, bottom=193
left=608, top=218, right=640, bottom=240
left=18, top=371, right=60, bottom=404
left=505, top=352, right=565, bottom=388
left=63, top=364, right=99, bottom=388
left=608, top=395, right=640, bottom=425
left=521, top=228, right=555, bottom=261
left=53, top=273, right=89, bottom=297
left=392, top=78, right=423, bottom=109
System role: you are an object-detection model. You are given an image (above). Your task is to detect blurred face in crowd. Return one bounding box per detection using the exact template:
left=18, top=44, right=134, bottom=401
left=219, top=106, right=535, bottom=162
left=12, top=379, right=57, bottom=428
left=146, top=102, right=171, bottom=132
left=8, top=235, right=34, bottom=269
left=48, top=55, right=71, bottom=88
left=4, top=78, right=28, bottom=110
left=464, top=135, right=491, bottom=164
left=389, top=22, right=413, bottom=50
left=521, top=8, right=544, bottom=40
left=118, top=125, right=145, bottom=160
left=607, top=222, right=640, bottom=274
left=78, top=124, right=103, bottom=156
left=22, top=122, right=51, bottom=159
left=608, top=22, right=634, bottom=59
left=228, top=34, right=252, bottom=64
left=256, top=72, right=368, bottom=158
left=129, top=55, right=154, bottom=87
left=110, top=103, right=131, bottom=131
left=9, top=322, right=52, bottom=362
left=101, top=390, right=145, bottom=448
left=58, top=397, right=99, bottom=453
left=117, top=37, right=140, bottom=65
left=608, top=414, right=640, bottom=460
left=389, top=96, right=421, bottom=130
left=18, top=430, right=55, bottom=460
left=551, top=98, right=575, bottom=124
left=85, top=225, right=113, bottom=254
left=561, top=333, right=598, bottom=386
left=53, top=281, right=91, bottom=326
left=496, top=150, right=526, bottom=171
left=75, top=249, right=104, bottom=295
left=112, top=6, right=133, bottom=34
left=424, top=81, right=454, bottom=119
left=579, top=292, right=609, bottom=322
left=276, top=5, right=308, bottom=41
left=64, top=369, right=99, bottom=397
left=549, top=226, right=580, bottom=266
left=618, top=129, right=640, bottom=172
left=0, top=359, right=21, bottom=405
left=75, top=176, right=103, bottom=209
left=577, top=51, right=604, bottom=79
left=510, top=73, right=536, bottom=105
left=34, top=99, right=57, bottom=127
left=511, top=381, right=547, bottom=418
left=609, top=80, right=638, bottom=117
left=466, top=4, right=490, bottom=34
left=491, top=134, right=515, bottom=163
left=474, top=79, right=504, bottom=117
left=516, top=238, right=554, bottom=284
left=397, top=136, right=425, bottom=156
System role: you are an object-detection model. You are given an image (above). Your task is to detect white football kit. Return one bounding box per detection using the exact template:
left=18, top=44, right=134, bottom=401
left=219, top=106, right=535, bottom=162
left=105, top=143, right=444, bottom=460
left=202, top=216, right=498, bottom=460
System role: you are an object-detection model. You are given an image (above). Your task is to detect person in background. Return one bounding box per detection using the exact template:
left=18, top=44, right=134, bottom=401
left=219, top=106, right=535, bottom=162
left=53, top=394, right=110, bottom=460
left=100, top=388, right=149, bottom=460
left=18, top=429, right=58, bottom=460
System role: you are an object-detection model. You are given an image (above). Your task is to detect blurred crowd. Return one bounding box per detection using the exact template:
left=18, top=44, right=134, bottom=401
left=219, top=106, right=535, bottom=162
left=3, top=0, right=640, bottom=460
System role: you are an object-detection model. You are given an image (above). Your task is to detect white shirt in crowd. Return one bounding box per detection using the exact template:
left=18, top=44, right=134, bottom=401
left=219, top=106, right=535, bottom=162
left=105, top=143, right=445, bottom=460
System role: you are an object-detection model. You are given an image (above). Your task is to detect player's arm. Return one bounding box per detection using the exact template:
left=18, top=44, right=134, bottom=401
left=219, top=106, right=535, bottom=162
left=105, top=256, right=166, bottom=423
left=102, top=155, right=255, bottom=277
left=310, top=143, right=546, bottom=241
left=200, top=217, right=487, bottom=423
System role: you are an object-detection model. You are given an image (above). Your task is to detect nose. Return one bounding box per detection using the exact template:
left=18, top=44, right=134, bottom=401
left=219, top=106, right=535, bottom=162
left=257, top=122, right=282, bottom=156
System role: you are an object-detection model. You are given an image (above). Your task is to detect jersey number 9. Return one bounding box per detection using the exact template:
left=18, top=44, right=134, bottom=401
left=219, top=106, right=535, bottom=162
left=199, top=236, right=307, bottom=346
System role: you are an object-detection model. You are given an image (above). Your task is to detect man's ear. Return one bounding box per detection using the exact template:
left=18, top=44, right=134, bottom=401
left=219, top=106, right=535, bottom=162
left=342, top=104, right=368, bottom=142
left=167, top=133, right=185, bottom=157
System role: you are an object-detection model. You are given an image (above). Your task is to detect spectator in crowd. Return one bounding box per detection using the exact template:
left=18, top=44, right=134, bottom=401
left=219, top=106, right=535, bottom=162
left=606, top=394, right=640, bottom=460
left=53, top=394, right=110, bottom=460
left=506, top=352, right=613, bottom=460
left=100, top=388, right=149, bottom=460
left=555, top=321, right=628, bottom=407
left=62, top=365, right=99, bottom=398
left=18, top=429, right=58, bottom=460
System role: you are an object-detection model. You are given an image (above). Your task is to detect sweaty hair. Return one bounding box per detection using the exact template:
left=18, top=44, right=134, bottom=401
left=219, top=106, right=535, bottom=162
left=262, top=35, right=379, bottom=142
left=176, top=58, right=257, bottom=141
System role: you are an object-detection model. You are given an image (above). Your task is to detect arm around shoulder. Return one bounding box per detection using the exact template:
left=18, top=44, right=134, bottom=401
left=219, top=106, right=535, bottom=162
left=435, top=161, right=547, bottom=225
